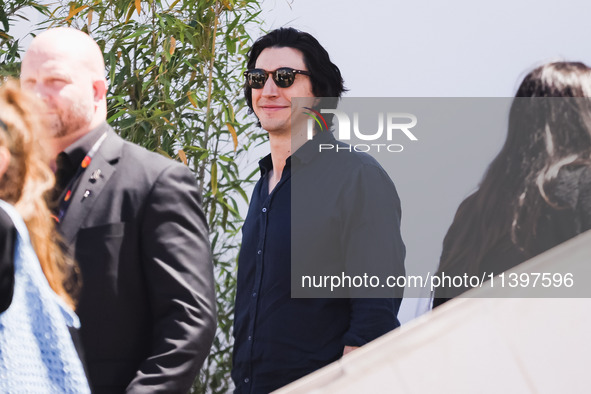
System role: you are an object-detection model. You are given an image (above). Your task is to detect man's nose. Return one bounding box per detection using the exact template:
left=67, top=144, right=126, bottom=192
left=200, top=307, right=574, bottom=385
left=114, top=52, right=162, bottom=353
left=261, top=75, right=279, bottom=97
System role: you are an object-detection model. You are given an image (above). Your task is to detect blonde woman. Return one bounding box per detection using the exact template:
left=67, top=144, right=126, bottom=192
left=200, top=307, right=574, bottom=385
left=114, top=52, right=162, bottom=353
left=0, top=80, right=90, bottom=392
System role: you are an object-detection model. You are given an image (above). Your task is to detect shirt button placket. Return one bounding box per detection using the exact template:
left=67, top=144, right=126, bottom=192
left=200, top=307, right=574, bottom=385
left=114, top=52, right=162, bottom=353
left=246, top=203, right=268, bottom=390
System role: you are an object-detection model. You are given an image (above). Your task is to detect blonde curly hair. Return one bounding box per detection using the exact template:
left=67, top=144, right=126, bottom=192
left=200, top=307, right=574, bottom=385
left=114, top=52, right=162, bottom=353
left=0, top=80, right=78, bottom=309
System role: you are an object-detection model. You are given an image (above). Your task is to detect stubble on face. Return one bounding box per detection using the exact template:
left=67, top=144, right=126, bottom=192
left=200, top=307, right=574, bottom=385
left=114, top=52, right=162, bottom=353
left=48, top=96, right=93, bottom=138
left=20, top=29, right=103, bottom=140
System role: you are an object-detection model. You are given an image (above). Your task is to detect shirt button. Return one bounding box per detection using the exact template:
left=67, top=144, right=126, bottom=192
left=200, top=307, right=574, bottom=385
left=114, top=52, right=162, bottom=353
left=244, top=378, right=250, bottom=383
left=252, top=292, right=257, bottom=297
left=248, top=335, right=252, bottom=341
left=262, top=207, right=267, bottom=213
left=257, top=250, right=262, bottom=255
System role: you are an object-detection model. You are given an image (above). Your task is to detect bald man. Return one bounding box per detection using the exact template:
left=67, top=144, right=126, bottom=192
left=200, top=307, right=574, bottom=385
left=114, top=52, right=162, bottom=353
left=20, top=28, right=216, bottom=393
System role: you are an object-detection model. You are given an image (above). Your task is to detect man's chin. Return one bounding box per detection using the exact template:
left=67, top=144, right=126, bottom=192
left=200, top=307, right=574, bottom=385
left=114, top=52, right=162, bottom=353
left=261, top=120, right=290, bottom=134
left=40, top=116, right=66, bottom=138
left=50, top=128, right=69, bottom=139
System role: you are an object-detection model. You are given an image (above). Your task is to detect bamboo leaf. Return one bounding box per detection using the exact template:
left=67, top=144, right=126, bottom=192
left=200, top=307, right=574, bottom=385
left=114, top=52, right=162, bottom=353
left=169, top=36, right=176, bottom=55
left=216, top=194, right=239, bottom=215
left=167, top=0, right=182, bottom=11
left=185, top=145, right=207, bottom=153
left=178, top=149, right=188, bottom=165
left=143, top=65, right=156, bottom=76
left=87, top=8, right=93, bottom=30
left=122, top=28, right=150, bottom=40
left=66, top=4, right=88, bottom=22
left=107, top=109, right=126, bottom=123
left=124, top=3, right=135, bottom=24
left=211, top=160, right=218, bottom=196
left=187, top=91, right=198, bottom=108
left=226, top=14, right=241, bottom=34
left=228, top=102, right=235, bottom=123
left=226, top=122, right=238, bottom=152
left=156, top=147, right=172, bottom=159
left=221, top=203, right=228, bottom=230
left=135, top=0, right=141, bottom=16
left=208, top=200, right=216, bottom=227
left=0, top=8, right=10, bottom=32
left=236, top=185, right=249, bottom=203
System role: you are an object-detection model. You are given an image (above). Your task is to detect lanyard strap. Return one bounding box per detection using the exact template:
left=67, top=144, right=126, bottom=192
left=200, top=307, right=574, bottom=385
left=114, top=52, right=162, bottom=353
left=56, top=132, right=108, bottom=222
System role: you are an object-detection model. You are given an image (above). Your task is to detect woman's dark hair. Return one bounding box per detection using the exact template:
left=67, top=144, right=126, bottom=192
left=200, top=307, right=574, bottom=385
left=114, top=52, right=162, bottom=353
left=244, top=27, right=346, bottom=123
left=437, top=62, right=591, bottom=278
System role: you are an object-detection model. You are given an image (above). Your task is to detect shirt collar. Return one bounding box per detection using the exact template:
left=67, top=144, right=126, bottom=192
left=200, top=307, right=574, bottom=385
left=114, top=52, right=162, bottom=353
left=258, top=131, right=336, bottom=176
left=62, top=122, right=109, bottom=167
left=258, top=154, right=293, bottom=175
left=292, top=130, right=336, bottom=165
left=258, top=154, right=273, bottom=176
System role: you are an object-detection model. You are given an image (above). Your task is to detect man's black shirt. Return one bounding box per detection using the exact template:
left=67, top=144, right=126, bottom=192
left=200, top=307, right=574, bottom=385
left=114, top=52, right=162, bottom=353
left=48, top=123, right=107, bottom=385
left=232, top=131, right=405, bottom=393
left=51, top=123, right=106, bottom=210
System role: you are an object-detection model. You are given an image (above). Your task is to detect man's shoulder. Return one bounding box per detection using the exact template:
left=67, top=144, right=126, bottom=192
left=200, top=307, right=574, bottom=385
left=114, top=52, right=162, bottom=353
left=108, top=132, right=188, bottom=177
left=98, top=131, right=197, bottom=203
left=328, top=139, right=390, bottom=175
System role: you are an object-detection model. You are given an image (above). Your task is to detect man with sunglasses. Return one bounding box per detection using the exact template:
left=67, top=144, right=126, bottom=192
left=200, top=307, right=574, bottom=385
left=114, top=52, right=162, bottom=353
left=232, top=28, right=405, bottom=393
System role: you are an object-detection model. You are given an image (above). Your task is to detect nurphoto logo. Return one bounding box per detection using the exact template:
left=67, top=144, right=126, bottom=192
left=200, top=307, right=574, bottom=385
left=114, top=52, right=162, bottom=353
left=305, top=108, right=419, bottom=153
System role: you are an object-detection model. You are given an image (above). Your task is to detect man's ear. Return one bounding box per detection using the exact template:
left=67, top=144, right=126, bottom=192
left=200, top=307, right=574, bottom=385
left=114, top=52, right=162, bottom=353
left=92, top=78, right=108, bottom=102
left=0, top=146, right=12, bottom=180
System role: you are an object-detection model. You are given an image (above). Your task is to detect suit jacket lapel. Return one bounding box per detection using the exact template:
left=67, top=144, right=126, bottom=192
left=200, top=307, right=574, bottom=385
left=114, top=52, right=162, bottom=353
left=59, top=128, right=123, bottom=243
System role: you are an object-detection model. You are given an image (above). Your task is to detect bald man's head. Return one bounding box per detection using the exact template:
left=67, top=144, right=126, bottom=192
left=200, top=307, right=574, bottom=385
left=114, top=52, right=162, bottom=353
left=20, top=28, right=108, bottom=146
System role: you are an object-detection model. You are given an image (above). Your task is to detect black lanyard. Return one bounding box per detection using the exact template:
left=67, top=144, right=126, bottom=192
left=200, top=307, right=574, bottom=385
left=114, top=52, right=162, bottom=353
left=55, top=132, right=108, bottom=223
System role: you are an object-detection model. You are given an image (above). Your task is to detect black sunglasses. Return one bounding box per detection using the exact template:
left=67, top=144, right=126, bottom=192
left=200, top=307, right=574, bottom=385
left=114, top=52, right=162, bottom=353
left=244, top=67, right=311, bottom=89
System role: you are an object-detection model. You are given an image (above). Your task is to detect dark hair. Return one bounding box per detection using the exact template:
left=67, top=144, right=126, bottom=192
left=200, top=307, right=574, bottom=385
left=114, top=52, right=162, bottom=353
left=244, top=27, right=346, bottom=124
left=437, top=62, right=591, bottom=278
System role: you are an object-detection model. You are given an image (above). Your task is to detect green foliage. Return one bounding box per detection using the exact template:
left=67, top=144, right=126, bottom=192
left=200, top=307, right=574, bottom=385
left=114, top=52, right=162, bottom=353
left=0, top=0, right=48, bottom=78
left=3, top=0, right=266, bottom=392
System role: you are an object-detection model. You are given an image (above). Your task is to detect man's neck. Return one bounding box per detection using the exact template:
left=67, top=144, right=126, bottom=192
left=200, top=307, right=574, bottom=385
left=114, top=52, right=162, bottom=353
left=49, top=127, right=93, bottom=171
left=53, top=129, right=90, bottom=152
left=50, top=118, right=105, bottom=158
left=267, top=132, right=290, bottom=193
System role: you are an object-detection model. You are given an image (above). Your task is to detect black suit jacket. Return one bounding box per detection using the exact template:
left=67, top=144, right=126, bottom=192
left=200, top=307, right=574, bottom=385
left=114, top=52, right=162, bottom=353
left=58, top=123, right=216, bottom=393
